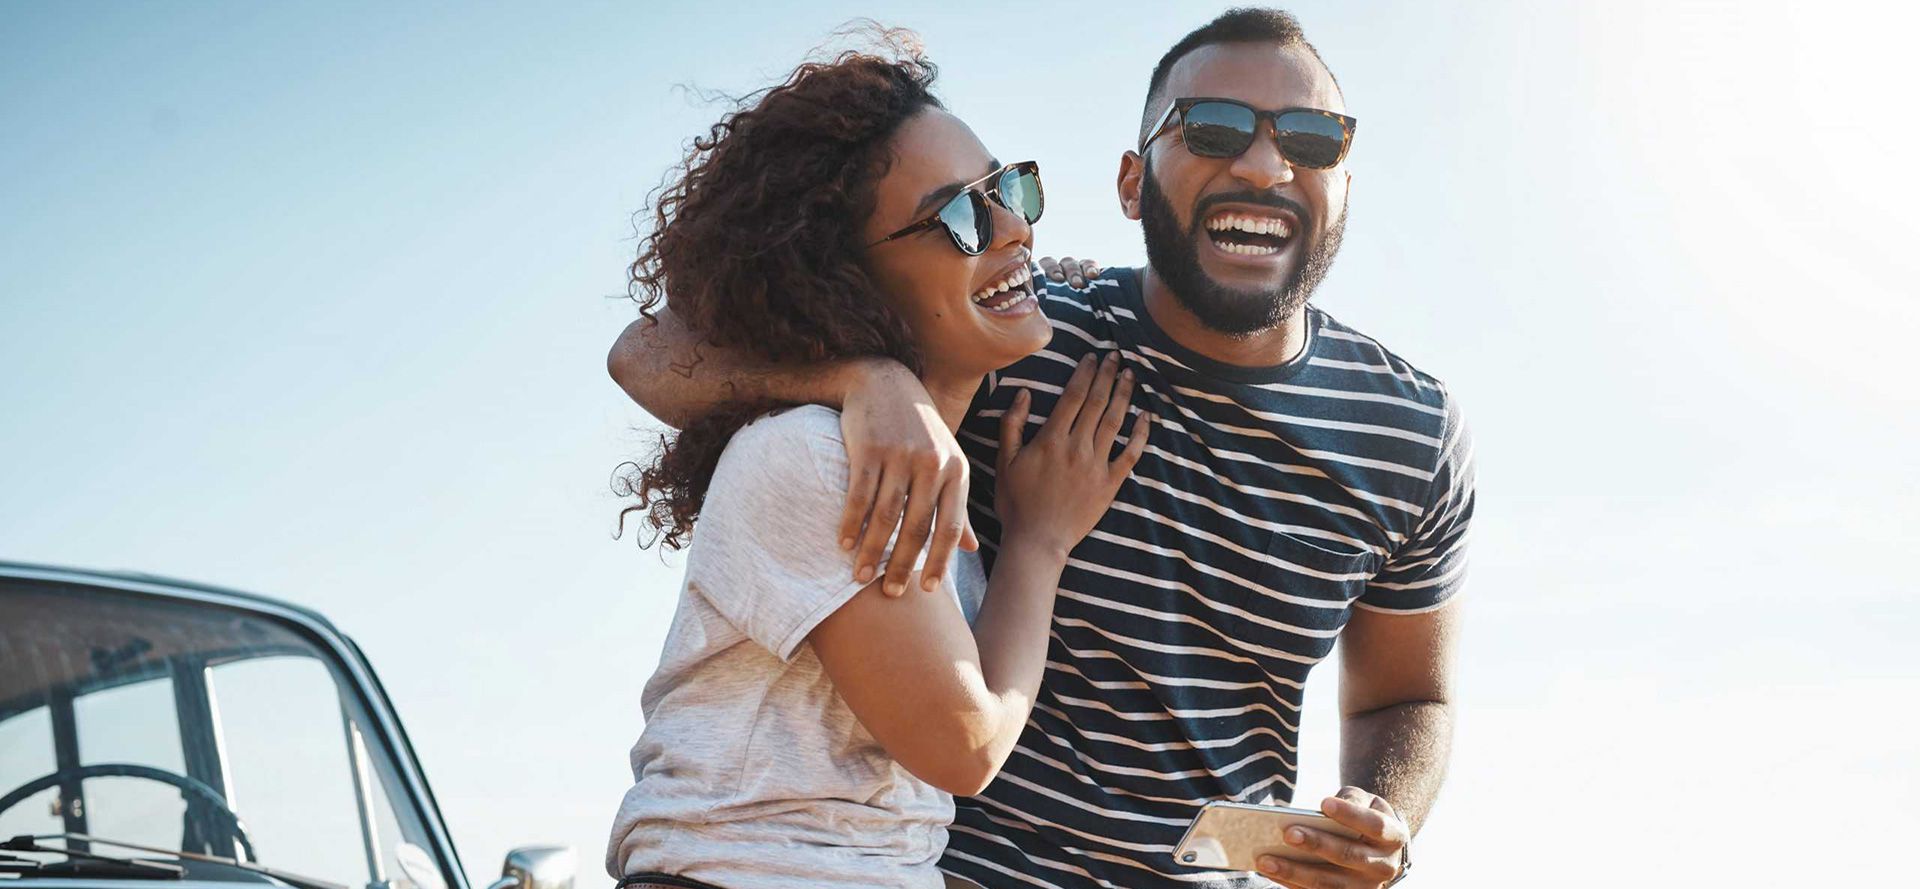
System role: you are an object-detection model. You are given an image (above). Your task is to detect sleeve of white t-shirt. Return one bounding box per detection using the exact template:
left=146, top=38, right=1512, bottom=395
left=686, top=405, right=917, bottom=661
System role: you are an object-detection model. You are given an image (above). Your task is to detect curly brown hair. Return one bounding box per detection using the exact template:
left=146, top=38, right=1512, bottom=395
left=616, top=28, right=942, bottom=550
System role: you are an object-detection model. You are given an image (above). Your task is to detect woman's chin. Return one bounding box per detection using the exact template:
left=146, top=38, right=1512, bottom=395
left=986, top=326, right=1054, bottom=372
left=926, top=337, right=1045, bottom=382
left=1014, top=325, right=1053, bottom=361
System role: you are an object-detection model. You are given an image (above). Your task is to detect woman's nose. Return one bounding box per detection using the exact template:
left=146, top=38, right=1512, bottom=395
left=988, top=195, right=1033, bottom=251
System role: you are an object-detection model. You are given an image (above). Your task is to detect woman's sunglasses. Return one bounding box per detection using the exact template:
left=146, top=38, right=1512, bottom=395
left=869, top=160, right=1044, bottom=256
left=1141, top=98, right=1357, bottom=169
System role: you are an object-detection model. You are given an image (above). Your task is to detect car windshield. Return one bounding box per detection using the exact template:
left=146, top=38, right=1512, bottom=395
left=0, top=577, right=452, bottom=889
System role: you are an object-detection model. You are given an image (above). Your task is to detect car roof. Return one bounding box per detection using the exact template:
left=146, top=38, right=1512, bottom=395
left=0, top=559, right=343, bottom=631
left=0, top=560, right=361, bottom=721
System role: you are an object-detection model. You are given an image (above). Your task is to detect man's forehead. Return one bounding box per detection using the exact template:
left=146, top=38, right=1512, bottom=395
left=1161, top=42, right=1343, bottom=112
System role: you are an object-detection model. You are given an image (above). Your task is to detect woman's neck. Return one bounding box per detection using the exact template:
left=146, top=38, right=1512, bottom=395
left=920, top=370, right=984, bottom=433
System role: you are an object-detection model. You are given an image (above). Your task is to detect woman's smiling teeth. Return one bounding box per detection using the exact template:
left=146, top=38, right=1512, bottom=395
left=1205, top=212, right=1293, bottom=256
left=971, top=265, right=1035, bottom=313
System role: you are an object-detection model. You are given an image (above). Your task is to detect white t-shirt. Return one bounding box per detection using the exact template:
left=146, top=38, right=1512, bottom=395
left=607, top=405, right=987, bottom=889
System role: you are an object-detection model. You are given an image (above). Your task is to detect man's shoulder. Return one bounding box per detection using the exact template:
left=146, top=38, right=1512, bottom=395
left=1035, top=264, right=1140, bottom=319
left=1308, top=306, right=1457, bottom=415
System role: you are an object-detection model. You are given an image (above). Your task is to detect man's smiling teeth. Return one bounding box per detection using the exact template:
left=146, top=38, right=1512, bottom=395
left=1205, top=213, right=1293, bottom=239
left=1205, top=211, right=1291, bottom=256
left=971, top=266, right=1032, bottom=303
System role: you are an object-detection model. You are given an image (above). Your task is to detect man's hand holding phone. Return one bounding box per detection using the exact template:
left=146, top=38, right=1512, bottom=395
left=1256, top=787, right=1410, bottom=889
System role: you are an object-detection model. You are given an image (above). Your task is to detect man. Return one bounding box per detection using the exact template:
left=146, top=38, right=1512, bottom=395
left=608, top=9, right=1472, bottom=888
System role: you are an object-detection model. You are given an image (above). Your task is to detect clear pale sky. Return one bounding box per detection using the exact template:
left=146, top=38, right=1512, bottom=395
left=3, top=1, right=1915, bottom=886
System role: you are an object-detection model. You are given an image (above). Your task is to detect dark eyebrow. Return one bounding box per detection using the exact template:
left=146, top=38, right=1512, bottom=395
left=909, top=158, right=1003, bottom=218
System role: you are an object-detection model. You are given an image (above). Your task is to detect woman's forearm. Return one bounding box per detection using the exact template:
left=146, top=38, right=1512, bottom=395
left=960, top=538, right=1070, bottom=785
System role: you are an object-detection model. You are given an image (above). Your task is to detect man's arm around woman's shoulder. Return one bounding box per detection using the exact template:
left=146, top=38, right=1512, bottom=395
left=607, top=305, right=979, bottom=602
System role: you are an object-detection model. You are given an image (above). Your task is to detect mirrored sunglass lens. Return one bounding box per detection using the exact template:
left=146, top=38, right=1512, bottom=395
left=1275, top=112, right=1348, bottom=168
left=1182, top=102, right=1257, bottom=157
left=938, top=191, right=987, bottom=253
left=999, top=167, right=1044, bottom=224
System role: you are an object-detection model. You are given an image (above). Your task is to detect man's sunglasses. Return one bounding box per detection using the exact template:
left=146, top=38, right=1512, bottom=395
left=1141, top=98, right=1357, bottom=169
left=869, top=160, right=1044, bottom=256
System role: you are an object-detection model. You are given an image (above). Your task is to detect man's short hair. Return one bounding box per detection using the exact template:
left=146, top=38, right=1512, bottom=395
left=1139, top=7, right=1340, bottom=145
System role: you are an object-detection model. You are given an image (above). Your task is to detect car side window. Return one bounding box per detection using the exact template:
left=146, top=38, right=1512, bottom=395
left=209, top=655, right=368, bottom=885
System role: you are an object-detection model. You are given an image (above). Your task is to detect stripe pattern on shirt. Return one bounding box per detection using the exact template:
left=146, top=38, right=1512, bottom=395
left=941, top=268, right=1474, bottom=889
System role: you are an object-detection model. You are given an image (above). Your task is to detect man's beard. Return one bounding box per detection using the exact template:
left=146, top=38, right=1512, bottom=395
left=1139, top=159, right=1347, bottom=337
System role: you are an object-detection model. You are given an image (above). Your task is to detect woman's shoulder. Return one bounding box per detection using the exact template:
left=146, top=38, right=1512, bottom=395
left=711, top=404, right=850, bottom=500
left=723, top=404, right=847, bottom=473
left=729, top=403, right=844, bottom=449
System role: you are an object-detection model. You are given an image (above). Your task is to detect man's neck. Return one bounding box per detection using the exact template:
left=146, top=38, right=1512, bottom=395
left=1140, top=266, right=1310, bottom=369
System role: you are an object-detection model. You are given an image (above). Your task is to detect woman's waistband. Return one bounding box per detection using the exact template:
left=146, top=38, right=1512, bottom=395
left=617, top=872, right=727, bottom=889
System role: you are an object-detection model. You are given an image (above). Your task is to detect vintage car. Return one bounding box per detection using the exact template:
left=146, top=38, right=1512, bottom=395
left=0, top=561, right=574, bottom=889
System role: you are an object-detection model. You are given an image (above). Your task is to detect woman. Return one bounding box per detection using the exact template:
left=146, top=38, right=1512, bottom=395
left=606, top=32, right=1150, bottom=889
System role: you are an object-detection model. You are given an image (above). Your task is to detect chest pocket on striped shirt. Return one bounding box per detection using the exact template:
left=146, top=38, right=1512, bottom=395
left=1240, top=532, right=1381, bottom=644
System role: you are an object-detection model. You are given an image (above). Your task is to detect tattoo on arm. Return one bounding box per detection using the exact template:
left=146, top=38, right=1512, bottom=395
left=669, top=340, right=705, bottom=380
left=638, top=315, right=707, bottom=381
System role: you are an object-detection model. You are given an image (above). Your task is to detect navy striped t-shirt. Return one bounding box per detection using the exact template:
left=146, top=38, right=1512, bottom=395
left=940, top=267, right=1475, bottom=889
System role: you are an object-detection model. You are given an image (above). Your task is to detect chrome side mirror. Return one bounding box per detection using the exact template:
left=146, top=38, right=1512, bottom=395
left=483, top=846, right=575, bottom=889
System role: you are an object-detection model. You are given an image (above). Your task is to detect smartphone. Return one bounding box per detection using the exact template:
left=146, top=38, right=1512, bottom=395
left=1170, top=800, right=1362, bottom=870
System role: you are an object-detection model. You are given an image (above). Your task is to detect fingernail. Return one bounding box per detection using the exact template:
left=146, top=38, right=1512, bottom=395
left=856, top=565, right=875, bottom=582
left=1121, top=369, right=1134, bottom=381
left=884, top=580, right=904, bottom=595
left=922, top=576, right=939, bottom=591
left=1256, top=855, right=1281, bottom=874
left=840, top=537, right=854, bottom=550
left=1287, top=827, right=1306, bottom=844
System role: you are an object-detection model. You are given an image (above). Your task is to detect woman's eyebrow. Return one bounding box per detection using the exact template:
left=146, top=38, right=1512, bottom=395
left=911, top=184, right=962, bottom=218
left=910, top=159, right=1004, bottom=217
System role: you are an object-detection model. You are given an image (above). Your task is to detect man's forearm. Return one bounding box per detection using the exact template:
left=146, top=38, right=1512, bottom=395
left=1339, top=700, right=1453, bottom=834
left=606, top=305, right=878, bottom=429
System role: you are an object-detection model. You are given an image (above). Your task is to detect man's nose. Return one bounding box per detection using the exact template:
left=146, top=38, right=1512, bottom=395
left=1228, top=120, right=1295, bottom=190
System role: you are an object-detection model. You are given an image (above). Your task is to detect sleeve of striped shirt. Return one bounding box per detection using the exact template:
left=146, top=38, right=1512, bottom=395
left=1359, top=394, right=1475, bottom=613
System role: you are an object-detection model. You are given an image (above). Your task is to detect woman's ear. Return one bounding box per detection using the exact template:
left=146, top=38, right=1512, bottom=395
left=1116, top=151, right=1145, bottom=221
